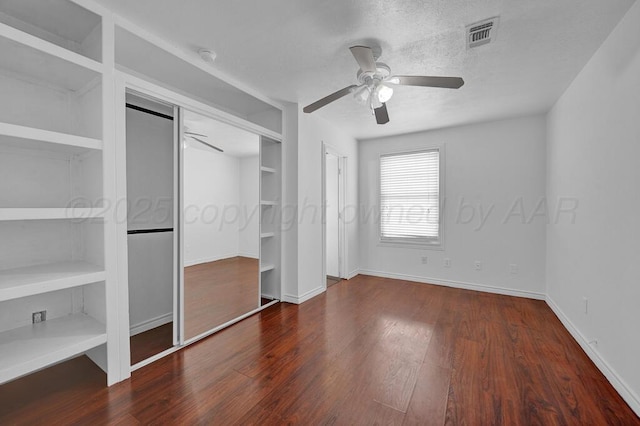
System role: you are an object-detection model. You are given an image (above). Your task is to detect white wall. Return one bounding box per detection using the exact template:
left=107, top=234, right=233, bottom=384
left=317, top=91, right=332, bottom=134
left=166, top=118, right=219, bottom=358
left=125, top=103, right=174, bottom=333
left=184, top=147, right=240, bottom=265
left=127, top=233, right=174, bottom=332
left=125, top=105, right=174, bottom=231
left=546, top=1, right=640, bottom=414
left=288, top=110, right=359, bottom=303
left=359, top=115, right=547, bottom=298
left=239, top=155, right=259, bottom=258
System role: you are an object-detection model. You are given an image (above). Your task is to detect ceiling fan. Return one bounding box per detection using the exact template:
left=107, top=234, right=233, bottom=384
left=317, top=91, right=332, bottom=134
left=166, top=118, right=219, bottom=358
left=184, top=131, right=224, bottom=152
left=303, top=46, right=464, bottom=125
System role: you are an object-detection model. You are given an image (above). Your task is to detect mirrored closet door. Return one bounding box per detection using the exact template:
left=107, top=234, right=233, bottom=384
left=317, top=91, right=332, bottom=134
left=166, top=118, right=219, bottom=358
left=123, top=96, right=281, bottom=361
left=181, top=110, right=261, bottom=341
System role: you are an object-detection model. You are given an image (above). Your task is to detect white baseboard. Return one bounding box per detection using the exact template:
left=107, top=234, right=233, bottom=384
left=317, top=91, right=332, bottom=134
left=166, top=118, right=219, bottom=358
left=130, top=313, right=172, bottom=336
left=282, top=285, right=325, bottom=304
left=358, top=269, right=545, bottom=300
left=260, top=293, right=277, bottom=300
left=184, top=252, right=239, bottom=267
left=238, top=252, right=259, bottom=259
left=347, top=269, right=359, bottom=280
left=546, top=296, right=640, bottom=416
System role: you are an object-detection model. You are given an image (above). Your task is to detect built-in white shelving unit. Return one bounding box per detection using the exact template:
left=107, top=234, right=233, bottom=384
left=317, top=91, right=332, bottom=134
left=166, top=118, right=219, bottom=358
left=0, top=0, right=111, bottom=386
left=0, top=261, right=105, bottom=302
left=0, top=313, right=107, bottom=384
left=0, top=122, right=103, bottom=150
left=259, top=136, right=282, bottom=302
left=0, top=208, right=105, bottom=221
left=0, top=0, right=283, bottom=388
left=259, top=264, right=276, bottom=273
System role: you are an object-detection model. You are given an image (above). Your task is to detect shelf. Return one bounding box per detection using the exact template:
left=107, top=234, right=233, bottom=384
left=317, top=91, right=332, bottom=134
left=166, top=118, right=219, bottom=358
left=261, top=166, right=276, bottom=173
left=0, top=122, right=102, bottom=152
left=0, top=23, right=101, bottom=92
left=0, top=261, right=105, bottom=303
left=260, top=200, right=277, bottom=206
left=260, top=232, right=275, bottom=238
left=260, top=264, right=275, bottom=273
left=0, top=313, right=106, bottom=385
left=0, top=208, right=104, bottom=221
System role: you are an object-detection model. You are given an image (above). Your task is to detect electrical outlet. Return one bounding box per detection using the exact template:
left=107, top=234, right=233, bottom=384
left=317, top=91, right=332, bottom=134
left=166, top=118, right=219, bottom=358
left=421, top=256, right=428, bottom=265
left=32, top=310, right=47, bottom=324
left=474, top=261, right=482, bottom=271
left=583, top=297, right=588, bottom=314
left=444, top=258, right=451, bottom=268
left=509, top=263, right=518, bottom=275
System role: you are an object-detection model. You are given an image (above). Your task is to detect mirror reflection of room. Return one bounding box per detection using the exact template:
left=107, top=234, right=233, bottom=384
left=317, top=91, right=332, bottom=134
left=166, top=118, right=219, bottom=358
left=183, top=111, right=260, bottom=341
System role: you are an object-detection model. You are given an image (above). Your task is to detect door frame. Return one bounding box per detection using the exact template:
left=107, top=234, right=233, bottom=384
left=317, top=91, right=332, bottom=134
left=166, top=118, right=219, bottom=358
left=322, top=142, right=347, bottom=288
left=116, top=70, right=284, bottom=371
left=120, top=87, right=181, bottom=367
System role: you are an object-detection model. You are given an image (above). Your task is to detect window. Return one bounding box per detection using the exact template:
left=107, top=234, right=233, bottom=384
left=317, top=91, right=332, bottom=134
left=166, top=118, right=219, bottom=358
left=379, top=148, right=442, bottom=246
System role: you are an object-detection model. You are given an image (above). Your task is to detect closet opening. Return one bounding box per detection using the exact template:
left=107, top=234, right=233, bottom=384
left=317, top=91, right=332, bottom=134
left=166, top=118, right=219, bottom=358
left=125, top=92, right=178, bottom=366
left=120, top=82, right=282, bottom=368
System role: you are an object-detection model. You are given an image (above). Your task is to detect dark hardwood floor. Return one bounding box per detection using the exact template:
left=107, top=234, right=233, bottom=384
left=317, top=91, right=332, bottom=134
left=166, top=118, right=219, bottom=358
left=130, top=323, right=174, bottom=365
left=184, top=256, right=259, bottom=340
left=1, top=275, right=638, bottom=424
left=327, top=276, right=342, bottom=288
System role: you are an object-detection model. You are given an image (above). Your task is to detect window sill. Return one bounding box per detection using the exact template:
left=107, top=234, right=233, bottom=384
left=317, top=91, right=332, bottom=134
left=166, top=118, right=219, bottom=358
left=377, top=240, right=444, bottom=251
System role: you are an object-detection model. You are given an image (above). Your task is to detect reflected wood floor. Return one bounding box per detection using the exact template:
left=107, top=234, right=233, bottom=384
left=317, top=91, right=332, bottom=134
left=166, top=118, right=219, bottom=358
left=184, top=256, right=259, bottom=340
left=1, top=275, right=638, bottom=424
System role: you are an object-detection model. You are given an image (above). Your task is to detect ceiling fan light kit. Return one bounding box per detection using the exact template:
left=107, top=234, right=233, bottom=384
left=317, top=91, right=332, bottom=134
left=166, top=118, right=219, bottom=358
left=303, top=45, right=464, bottom=125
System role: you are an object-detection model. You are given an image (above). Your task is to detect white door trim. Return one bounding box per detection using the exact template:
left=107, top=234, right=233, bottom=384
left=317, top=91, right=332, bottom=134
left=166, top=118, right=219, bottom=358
left=322, top=142, right=347, bottom=287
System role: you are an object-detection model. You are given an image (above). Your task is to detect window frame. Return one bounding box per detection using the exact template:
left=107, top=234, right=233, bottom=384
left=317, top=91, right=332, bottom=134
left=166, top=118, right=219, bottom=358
left=377, top=146, right=445, bottom=250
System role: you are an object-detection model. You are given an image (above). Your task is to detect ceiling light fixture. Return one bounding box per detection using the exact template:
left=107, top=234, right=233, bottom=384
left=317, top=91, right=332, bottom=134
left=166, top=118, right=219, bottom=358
left=352, top=85, right=371, bottom=105
left=375, top=83, right=394, bottom=103
left=303, top=45, right=464, bottom=125
left=369, top=90, right=383, bottom=110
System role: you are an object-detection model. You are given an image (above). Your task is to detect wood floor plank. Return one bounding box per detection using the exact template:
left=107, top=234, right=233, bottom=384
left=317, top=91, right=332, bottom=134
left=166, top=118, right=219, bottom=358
left=1, top=276, right=638, bottom=425
left=129, top=322, right=174, bottom=365
left=403, top=360, right=451, bottom=425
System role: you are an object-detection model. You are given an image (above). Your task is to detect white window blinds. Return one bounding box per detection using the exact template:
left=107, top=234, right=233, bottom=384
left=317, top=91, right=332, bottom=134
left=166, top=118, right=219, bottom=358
left=380, top=149, right=440, bottom=243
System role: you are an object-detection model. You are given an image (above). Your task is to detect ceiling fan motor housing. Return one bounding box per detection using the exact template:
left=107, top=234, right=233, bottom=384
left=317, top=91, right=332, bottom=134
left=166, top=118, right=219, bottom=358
left=357, top=62, right=392, bottom=85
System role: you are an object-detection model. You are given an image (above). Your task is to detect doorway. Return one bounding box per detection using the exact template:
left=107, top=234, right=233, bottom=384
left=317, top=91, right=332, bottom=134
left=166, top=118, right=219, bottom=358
left=324, top=145, right=346, bottom=288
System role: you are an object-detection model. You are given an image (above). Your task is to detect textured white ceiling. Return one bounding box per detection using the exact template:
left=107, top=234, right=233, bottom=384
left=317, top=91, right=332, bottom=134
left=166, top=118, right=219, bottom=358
left=96, top=0, right=635, bottom=139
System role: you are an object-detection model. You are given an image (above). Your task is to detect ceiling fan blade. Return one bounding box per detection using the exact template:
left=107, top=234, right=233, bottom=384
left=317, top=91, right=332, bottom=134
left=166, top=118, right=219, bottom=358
left=303, top=85, right=358, bottom=113
left=390, top=75, right=465, bottom=89
left=189, top=136, right=224, bottom=153
left=349, top=46, right=377, bottom=73
left=374, top=103, right=390, bottom=125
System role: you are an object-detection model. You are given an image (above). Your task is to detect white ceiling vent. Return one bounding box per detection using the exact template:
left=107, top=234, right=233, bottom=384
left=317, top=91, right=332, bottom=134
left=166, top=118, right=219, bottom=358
left=466, top=17, right=500, bottom=49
